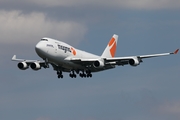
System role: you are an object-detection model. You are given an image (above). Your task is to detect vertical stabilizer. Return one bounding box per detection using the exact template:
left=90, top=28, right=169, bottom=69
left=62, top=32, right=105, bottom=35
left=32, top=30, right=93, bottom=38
left=101, top=34, right=118, bottom=58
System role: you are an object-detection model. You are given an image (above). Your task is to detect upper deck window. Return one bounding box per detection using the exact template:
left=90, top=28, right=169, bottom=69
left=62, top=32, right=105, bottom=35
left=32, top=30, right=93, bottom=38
left=41, top=38, right=48, bottom=41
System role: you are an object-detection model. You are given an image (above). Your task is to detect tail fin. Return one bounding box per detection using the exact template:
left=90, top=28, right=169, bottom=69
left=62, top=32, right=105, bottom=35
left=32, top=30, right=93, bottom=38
left=101, top=34, right=118, bottom=58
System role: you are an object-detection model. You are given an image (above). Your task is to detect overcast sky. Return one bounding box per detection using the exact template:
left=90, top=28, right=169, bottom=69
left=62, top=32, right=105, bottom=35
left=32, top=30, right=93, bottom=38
left=0, top=0, right=180, bottom=120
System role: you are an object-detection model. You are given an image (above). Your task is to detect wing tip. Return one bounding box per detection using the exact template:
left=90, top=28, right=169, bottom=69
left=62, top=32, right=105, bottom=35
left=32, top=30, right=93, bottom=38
left=173, top=49, right=179, bottom=54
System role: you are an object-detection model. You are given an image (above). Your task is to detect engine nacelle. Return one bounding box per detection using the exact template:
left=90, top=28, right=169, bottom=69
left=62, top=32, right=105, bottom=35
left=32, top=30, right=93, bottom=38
left=18, top=62, right=28, bottom=70
left=93, top=60, right=105, bottom=68
left=129, top=58, right=140, bottom=66
left=30, top=62, right=41, bottom=70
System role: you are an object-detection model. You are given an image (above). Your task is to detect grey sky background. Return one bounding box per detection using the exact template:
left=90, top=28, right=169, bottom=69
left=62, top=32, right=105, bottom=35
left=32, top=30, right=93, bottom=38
left=0, top=0, right=180, bottom=120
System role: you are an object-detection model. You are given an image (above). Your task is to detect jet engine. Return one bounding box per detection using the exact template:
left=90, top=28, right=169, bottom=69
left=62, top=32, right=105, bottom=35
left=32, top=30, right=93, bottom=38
left=129, top=57, right=140, bottom=66
left=18, top=62, right=28, bottom=70
left=93, top=60, right=105, bottom=68
left=30, top=62, right=41, bottom=70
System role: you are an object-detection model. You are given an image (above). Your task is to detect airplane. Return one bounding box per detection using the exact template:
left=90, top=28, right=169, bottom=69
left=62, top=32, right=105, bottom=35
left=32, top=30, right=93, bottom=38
left=12, top=34, right=179, bottom=79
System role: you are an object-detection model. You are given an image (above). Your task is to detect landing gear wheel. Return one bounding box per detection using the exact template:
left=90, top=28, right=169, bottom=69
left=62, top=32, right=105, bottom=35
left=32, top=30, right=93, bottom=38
left=69, top=70, right=77, bottom=78
left=79, top=73, right=83, bottom=78
left=73, top=74, right=76, bottom=78
left=58, top=75, right=60, bottom=78
left=85, top=70, right=92, bottom=78
left=58, top=75, right=63, bottom=79
left=69, top=74, right=73, bottom=78
left=69, top=73, right=77, bottom=78
left=86, top=73, right=92, bottom=78
left=60, top=75, right=63, bottom=78
left=57, top=70, right=63, bottom=79
left=57, top=71, right=62, bottom=75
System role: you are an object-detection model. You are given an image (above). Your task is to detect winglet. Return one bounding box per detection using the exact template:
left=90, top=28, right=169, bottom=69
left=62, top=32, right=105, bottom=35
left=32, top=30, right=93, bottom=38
left=173, top=49, right=179, bottom=54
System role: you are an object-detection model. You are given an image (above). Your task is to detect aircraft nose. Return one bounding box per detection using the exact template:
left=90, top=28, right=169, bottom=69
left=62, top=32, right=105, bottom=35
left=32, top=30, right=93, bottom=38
left=35, top=42, right=42, bottom=51
left=35, top=42, right=45, bottom=54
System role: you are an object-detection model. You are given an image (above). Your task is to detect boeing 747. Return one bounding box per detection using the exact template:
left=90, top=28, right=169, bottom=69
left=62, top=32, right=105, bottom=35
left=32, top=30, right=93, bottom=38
left=12, top=34, right=179, bottom=78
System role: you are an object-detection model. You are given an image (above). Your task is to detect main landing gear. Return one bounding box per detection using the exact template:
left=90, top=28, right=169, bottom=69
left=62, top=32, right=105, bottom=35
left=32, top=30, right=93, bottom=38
left=56, top=70, right=92, bottom=79
left=79, top=71, right=92, bottom=78
left=57, top=70, right=63, bottom=78
left=69, top=71, right=76, bottom=78
left=69, top=70, right=92, bottom=78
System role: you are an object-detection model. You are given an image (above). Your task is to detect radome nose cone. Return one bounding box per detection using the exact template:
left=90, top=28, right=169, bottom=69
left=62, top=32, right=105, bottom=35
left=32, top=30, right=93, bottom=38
left=35, top=42, right=47, bottom=58
left=35, top=42, right=45, bottom=55
left=35, top=42, right=42, bottom=51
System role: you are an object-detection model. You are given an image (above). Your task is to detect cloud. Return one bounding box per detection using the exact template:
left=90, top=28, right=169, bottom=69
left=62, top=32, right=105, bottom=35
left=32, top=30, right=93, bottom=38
left=158, top=101, right=180, bottom=114
left=0, top=10, right=87, bottom=46
left=1, top=0, right=180, bottom=10
left=156, top=101, right=180, bottom=118
left=114, top=0, right=180, bottom=10
left=24, top=0, right=180, bottom=10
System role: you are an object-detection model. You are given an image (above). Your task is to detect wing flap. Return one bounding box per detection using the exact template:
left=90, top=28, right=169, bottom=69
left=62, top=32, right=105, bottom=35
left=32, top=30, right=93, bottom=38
left=68, top=57, right=98, bottom=66
left=105, top=56, right=136, bottom=66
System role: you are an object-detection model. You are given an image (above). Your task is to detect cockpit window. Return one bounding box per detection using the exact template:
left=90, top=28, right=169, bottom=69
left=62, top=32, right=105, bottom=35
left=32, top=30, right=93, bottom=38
left=41, top=38, right=48, bottom=41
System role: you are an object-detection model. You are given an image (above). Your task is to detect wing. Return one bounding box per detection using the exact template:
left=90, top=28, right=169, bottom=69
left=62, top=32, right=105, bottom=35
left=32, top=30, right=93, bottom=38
left=69, top=49, right=179, bottom=67
left=105, top=49, right=179, bottom=66
left=12, top=55, right=43, bottom=62
left=12, top=55, right=47, bottom=68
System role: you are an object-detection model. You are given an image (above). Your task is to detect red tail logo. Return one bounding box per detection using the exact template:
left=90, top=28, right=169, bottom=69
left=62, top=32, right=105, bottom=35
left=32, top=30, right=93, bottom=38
left=174, top=49, right=179, bottom=54
left=108, top=37, right=116, bottom=57
left=71, top=47, right=76, bottom=56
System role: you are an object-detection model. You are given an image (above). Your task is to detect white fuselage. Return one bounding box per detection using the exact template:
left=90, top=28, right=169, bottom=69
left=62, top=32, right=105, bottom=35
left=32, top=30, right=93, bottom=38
left=35, top=38, right=100, bottom=71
